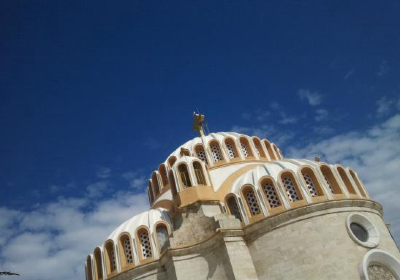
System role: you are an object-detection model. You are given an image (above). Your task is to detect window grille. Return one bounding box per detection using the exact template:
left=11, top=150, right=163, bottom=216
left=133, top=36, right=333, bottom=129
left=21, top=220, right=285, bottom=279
left=210, top=144, right=223, bottom=162
left=302, top=173, right=319, bottom=197
left=262, top=183, right=281, bottom=208
left=368, top=264, right=396, bottom=280
left=123, top=237, right=134, bottom=264
left=226, top=142, right=236, bottom=159
left=241, top=142, right=249, bottom=158
left=139, top=231, right=152, bottom=258
left=196, top=147, right=208, bottom=164
left=255, top=147, right=260, bottom=157
left=324, top=174, right=335, bottom=194
left=227, top=197, right=242, bottom=221
left=282, top=177, right=300, bottom=202
left=245, top=189, right=261, bottom=215
left=110, top=246, right=116, bottom=271
left=193, top=162, right=206, bottom=185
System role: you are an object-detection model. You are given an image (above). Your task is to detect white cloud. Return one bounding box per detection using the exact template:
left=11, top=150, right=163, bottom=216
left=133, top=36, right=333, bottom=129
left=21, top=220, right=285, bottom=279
left=86, top=181, right=109, bottom=198
left=0, top=190, right=148, bottom=280
left=121, top=171, right=147, bottom=189
left=315, top=109, right=329, bottom=122
left=298, top=89, right=322, bottom=106
left=96, top=167, right=111, bottom=179
left=288, top=113, right=400, bottom=245
left=231, top=124, right=294, bottom=145
left=377, top=60, right=390, bottom=77
left=376, top=96, right=394, bottom=117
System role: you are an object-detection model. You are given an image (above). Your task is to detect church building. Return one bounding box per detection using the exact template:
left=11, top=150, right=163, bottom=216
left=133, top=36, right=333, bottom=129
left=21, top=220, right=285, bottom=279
left=85, top=114, right=400, bottom=280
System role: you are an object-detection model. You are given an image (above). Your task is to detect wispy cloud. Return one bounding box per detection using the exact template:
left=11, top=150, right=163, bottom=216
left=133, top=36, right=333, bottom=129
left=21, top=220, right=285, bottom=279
left=377, top=60, right=390, bottom=77
left=96, top=167, right=111, bottom=179
left=298, top=89, right=322, bottom=106
left=143, top=137, right=160, bottom=149
left=344, top=69, right=355, bottom=80
left=121, top=171, right=147, bottom=189
left=376, top=96, right=394, bottom=117
left=288, top=113, right=400, bottom=245
left=86, top=181, right=109, bottom=198
left=315, top=109, right=328, bottom=122
left=231, top=124, right=294, bottom=145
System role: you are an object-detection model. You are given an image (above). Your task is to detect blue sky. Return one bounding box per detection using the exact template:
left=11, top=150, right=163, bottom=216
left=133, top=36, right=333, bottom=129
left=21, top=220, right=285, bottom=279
left=1, top=1, right=400, bottom=279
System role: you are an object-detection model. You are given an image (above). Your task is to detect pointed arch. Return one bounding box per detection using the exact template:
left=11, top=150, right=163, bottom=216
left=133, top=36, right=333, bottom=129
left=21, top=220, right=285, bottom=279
left=225, top=194, right=243, bottom=222
left=158, top=164, right=169, bottom=189
left=118, top=233, right=134, bottom=271
left=86, top=255, right=93, bottom=280
left=320, top=165, right=342, bottom=195
left=224, top=137, right=239, bottom=159
left=300, top=167, right=325, bottom=198
left=349, top=169, right=367, bottom=197
left=337, top=166, right=357, bottom=195
left=193, top=161, right=206, bottom=185
left=178, top=163, right=192, bottom=188
left=136, top=227, right=153, bottom=262
left=264, top=140, right=276, bottom=160
left=194, top=144, right=209, bottom=164
left=252, top=137, right=266, bottom=158
left=93, top=247, right=103, bottom=280
left=104, top=240, right=116, bottom=277
left=239, top=137, right=254, bottom=158
left=209, top=140, right=225, bottom=163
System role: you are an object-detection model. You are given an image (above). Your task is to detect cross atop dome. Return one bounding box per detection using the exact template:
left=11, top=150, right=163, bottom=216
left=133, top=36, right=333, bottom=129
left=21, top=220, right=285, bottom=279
left=192, top=112, right=206, bottom=137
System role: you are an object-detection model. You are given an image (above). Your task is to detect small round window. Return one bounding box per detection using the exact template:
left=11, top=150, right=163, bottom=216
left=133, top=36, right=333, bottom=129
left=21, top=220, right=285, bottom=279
left=346, top=213, right=379, bottom=248
left=350, top=222, right=368, bottom=242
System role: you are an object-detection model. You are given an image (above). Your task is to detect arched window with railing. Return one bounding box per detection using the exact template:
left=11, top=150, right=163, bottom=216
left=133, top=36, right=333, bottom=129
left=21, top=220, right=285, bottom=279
left=320, top=165, right=342, bottom=194
left=239, top=137, right=254, bottom=158
left=280, top=172, right=303, bottom=203
left=168, top=170, right=178, bottom=196
left=167, top=156, right=177, bottom=168
left=195, top=144, right=208, bottom=164
left=94, top=248, right=103, bottom=280
left=337, top=166, right=357, bottom=195
left=137, top=227, right=153, bottom=261
left=349, top=169, right=367, bottom=197
left=86, top=256, right=93, bottom=280
left=224, top=138, right=239, bottom=159
left=158, top=164, right=169, bottom=188
left=300, top=167, right=324, bottom=198
left=264, top=140, right=276, bottom=160
left=253, top=137, right=266, bottom=158
left=193, top=161, right=206, bottom=185
left=104, top=241, right=116, bottom=276
left=209, top=140, right=224, bottom=163
left=155, top=223, right=170, bottom=254
left=260, top=177, right=282, bottom=209
left=119, top=234, right=134, bottom=270
left=242, top=185, right=261, bottom=216
left=178, top=164, right=192, bottom=188
left=226, top=195, right=242, bottom=222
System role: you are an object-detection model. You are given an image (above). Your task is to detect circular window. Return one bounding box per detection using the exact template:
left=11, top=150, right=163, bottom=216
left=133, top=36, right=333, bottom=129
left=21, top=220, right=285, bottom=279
left=346, top=213, right=379, bottom=248
left=360, top=249, right=400, bottom=280
left=350, top=222, right=369, bottom=242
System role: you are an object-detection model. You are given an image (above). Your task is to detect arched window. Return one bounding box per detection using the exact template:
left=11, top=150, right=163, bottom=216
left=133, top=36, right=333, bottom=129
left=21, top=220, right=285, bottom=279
left=272, top=144, right=281, bottom=160
left=168, top=156, right=177, bottom=168
left=281, top=172, right=303, bottom=202
left=240, top=137, right=253, bottom=158
left=209, top=141, right=224, bottom=162
left=119, top=234, right=134, bottom=269
left=137, top=228, right=152, bottom=259
left=301, top=167, right=324, bottom=197
left=193, top=162, right=206, bottom=185
left=320, top=165, right=342, bottom=194
left=168, top=170, right=178, bottom=196
left=148, top=186, right=154, bottom=205
left=349, top=169, right=367, bottom=197
left=264, top=140, right=276, bottom=160
left=152, top=172, right=160, bottom=193
left=253, top=137, right=266, bottom=158
left=226, top=195, right=242, bottom=222
left=337, top=167, right=356, bottom=195
left=86, top=256, right=93, bottom=280
left=195, top=145, right=208, bottom=164
left=178, top=164, right=192, bottom=188
left=105, top=241, right=116, bottom=275
left=156, top=224, right=169, bottom=253
left=225, top=138, right=239, bottom=159
left=158, top=164, right=169, bottom=188
left=94, top=248, right=103, bottom=280
left=242, top=186, right=261, bottom=216
left=261, top=178, right=282, bottom=208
